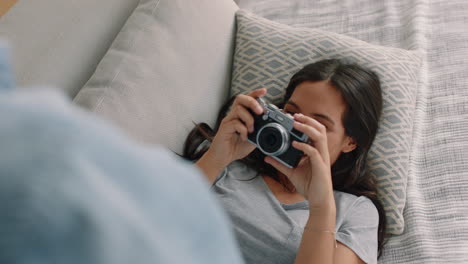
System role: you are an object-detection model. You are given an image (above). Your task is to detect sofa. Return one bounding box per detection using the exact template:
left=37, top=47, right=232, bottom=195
left=1, top=0, right=467, bottom=263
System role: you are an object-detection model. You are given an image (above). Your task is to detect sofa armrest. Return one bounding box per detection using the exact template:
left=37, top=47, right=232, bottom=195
left=0, top=0, right=139, bottom=98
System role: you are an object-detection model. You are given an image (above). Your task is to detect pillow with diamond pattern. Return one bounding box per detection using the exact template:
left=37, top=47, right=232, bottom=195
left=231, top=10, right=424, bottom=235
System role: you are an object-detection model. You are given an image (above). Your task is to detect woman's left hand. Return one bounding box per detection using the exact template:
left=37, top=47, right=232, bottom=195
left=264, top=113, right=334, bottom=208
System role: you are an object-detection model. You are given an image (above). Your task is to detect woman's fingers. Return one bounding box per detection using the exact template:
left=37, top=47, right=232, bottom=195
left=231, top=119, right=249, bottom=141
left=298, top=156, right=308, bottom=167
left=293, top=113, right=330, bottom=163
left=231, top=105, right=256, bottom=133
left=294, top=113, right=327, bottom=134
left=292, top=121, right=326, bottom=157
left=247, top=88, right=267, bottom=99
left=235, top=89, right=267, bottom=115
left=224, top=88, right=267, bottom=125
left=237, top=94, right=264, bottom=115
left=221, top=118, right=249, bottom=141
left=291, top=141, right=322, bottom=163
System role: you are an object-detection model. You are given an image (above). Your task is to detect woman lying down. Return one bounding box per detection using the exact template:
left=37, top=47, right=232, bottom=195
left=184, top=59, right=387, bottom=264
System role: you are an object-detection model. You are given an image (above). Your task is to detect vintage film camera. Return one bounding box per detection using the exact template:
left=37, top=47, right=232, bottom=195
left=247, top=97, right=309, bottom=168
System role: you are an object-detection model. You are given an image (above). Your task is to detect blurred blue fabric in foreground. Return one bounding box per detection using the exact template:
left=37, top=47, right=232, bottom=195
left=0, top=44, right=243, bottom=264
left=0, top=41, right=14, bottom=91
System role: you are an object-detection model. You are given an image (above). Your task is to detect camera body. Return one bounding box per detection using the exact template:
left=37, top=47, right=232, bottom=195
left=248, top=98, right=309, bottom=168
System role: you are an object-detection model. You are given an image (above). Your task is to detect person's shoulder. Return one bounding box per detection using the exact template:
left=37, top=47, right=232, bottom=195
left=334, top=191, right=379, bottom=224
left=212, top=161, right=258, bottom=187
left=333, top=190, right=363, bottom=208
left=225, top=161, right=258, bottom=180
left=334, top=190, right=375, bottom=207
left=334, top=191, right=380, bottom=263
left=333, top=190, right=358, bottom=202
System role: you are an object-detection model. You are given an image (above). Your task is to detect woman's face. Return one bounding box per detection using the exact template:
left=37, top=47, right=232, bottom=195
left=283, top=80, right=356, bottom=165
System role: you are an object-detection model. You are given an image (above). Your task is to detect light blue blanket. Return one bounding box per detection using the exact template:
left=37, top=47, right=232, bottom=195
left=0, top=46, right=243, bottom=264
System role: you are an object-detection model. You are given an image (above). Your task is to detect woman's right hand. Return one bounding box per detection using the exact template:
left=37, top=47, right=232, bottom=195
left=196, top=88, right=267, bottom=182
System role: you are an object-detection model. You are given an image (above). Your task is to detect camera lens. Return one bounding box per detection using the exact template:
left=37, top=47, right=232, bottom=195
left=257, top=123, right=289, bottom=156
left=260, top=127, right=281, bottom=152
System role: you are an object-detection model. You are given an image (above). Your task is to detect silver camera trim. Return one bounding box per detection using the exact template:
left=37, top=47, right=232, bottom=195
left=256, top=123, right=290, bottom=156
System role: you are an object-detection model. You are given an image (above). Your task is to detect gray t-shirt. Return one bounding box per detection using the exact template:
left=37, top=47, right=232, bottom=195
left=212, top=161, right=379, bottom=264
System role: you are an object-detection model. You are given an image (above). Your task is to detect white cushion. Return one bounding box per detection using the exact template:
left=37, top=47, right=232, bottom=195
left=74, top=0, right=239, bottom=154
left=0, top=0, right=140, bottom=97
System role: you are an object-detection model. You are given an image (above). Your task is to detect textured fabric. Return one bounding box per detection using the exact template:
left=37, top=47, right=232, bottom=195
left=231, top=10, right=423, bottom=235
left=235, top=1, right=468, bottom=263
left=73, top=0, right=238, bottom=155
left=0, top=0, right=140, bottom=97
left=212, top=161, right=379, bottom=264
left=0, top=88, right=244, bottom=264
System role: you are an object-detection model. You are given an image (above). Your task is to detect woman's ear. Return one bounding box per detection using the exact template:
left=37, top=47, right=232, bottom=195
left=342, top=136, right=357, bottom=153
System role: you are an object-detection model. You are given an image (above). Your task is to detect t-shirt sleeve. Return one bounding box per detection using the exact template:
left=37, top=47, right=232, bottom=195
left=335, top=196, right=379, bottom=264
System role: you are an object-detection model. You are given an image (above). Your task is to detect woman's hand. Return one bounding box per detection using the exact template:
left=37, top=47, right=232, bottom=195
left=197, top=88, right=267, bottom=182
left=265, top=113, right=334, bottom=208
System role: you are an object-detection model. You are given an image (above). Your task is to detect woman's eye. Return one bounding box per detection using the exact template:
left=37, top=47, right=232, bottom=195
left=321, top=123, right=330, bottom=131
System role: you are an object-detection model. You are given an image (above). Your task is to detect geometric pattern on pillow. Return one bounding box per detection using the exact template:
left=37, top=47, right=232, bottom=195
left=231, top=10, right=424, bottom=235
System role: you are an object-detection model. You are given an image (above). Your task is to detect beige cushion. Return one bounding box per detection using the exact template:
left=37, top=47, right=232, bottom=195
left=74, top=0, right=238, bottom=154
left=0, top=0, right=140, bottom=97
left=231, top=10, right=424, bottom=235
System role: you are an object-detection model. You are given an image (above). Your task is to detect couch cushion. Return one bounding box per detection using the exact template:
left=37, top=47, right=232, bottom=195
left=73, top=0, right=238, bottom=154
left=0, top=0, right=140, bottom=97
left=231, top=10, right=424, bottom=235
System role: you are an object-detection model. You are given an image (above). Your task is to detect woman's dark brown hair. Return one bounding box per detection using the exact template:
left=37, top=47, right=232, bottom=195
left=182, top=59, right=387, bottom=257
